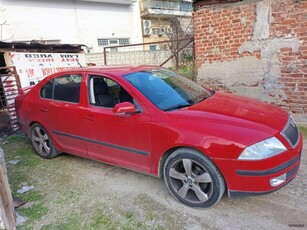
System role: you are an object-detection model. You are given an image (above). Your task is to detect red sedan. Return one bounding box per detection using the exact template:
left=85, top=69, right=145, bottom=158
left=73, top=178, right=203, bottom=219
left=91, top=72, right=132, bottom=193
left=15, top=65, right=303, bottom=208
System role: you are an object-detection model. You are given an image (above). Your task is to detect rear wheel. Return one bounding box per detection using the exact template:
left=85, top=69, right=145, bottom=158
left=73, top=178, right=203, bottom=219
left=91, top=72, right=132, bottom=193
left=163, top=148, right=225, bottom=208
left=30, top=123, right=59, bottom=159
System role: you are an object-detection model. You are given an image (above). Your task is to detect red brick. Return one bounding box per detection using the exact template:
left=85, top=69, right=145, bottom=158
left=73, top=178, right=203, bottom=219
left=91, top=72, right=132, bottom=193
left=280, top=48, right=293, bottom=53
left=193, top=0, right=305, bottom=114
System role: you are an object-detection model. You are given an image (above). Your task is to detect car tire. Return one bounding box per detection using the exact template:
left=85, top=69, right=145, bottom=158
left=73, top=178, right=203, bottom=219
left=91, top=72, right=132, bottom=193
left=163, top=148, right=225, bottom=208
left=30, top=123, right=60, bottom=159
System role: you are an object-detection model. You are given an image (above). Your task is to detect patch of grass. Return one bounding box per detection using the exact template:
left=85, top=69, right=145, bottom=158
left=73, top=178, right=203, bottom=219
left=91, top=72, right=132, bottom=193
left=136, top=222, right=144, bottom=228
left=19, top=202, right=48, bottom=222
left=14, top=191, right=48, bottom=230
left=40, top=225, right=53, bottom=230
left=3, top=132, right=28, bottom=143
left=56, top=188, right=83, bottom=205
left=90, top=210, right=118, bottom=230
left=1, top=134, right=49, bottom=226
left=15, top=148, right=42, bottom=169
left=41, top=208, right=137, bottom=230
left=298, top=126, right=307, bottom=138
left=41, top=211, right=83, bottom=230
left=3, top=135, right=45, bottom=195
left=21, top=190, right=45, bottom=202
left=6, top=172, right=28, bottom=194
left=125, top=211, right=134, bottom=221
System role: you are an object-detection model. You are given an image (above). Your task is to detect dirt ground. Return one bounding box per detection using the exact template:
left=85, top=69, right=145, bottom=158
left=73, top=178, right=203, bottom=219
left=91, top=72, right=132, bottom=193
left=2, top=134, right=307, bottom=230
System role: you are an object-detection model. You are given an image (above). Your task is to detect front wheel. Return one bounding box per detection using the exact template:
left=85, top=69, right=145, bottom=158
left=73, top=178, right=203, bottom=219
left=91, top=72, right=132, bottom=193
left=163, top=148, right=225, bottom=208
left=30, top=123, right=60, bottom=159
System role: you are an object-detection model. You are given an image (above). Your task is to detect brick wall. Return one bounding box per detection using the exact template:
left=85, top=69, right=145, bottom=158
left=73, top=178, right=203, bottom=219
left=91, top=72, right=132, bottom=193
left=193, top=0, right=307, bottom=118
left=272, top=1, right=307, bottom=115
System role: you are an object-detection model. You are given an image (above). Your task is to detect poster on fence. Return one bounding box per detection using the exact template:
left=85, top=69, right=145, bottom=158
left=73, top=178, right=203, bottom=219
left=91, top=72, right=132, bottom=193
left=5, top=52, right=86, bottom=87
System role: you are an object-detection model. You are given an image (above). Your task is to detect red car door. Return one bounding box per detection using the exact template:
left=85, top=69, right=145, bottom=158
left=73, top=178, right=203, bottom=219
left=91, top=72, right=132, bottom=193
left=83, top=74, right=152, bottom=173
left=35, top=73, right=87, bottom=157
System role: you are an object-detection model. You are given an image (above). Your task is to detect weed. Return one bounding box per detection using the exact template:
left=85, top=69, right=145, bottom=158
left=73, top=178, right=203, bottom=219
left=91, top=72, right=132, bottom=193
left=19, top=202, right=48, bottom=222
left=3, top=132, right=28, bottom=143
left=125, top=211, right=134, bottom=221
left=176, top=65, right=196, bottom=80
left=298, top=126, right=307, bottom=138
left=90, top=210, right=117, bottom=230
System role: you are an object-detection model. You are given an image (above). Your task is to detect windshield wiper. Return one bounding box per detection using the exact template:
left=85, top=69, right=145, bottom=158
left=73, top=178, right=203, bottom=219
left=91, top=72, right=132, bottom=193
left=164, top=103, right=191, bottom=111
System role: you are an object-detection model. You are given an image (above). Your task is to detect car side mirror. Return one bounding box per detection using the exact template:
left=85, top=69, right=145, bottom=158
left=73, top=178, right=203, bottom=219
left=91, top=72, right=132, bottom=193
left=113, top=102, right=138, bottom=114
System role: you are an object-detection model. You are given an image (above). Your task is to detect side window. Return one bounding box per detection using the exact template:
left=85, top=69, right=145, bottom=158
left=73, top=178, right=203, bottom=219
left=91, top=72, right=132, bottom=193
left=40, top=79, right=54, bottom=99
left=88, top=76, right=134, bottom=108
left=40, top=74, right=82, bottom=103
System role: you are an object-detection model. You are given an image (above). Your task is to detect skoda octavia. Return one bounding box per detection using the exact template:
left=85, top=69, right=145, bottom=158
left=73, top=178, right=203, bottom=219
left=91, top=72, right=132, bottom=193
left=15, top=65, right=303, bottom=208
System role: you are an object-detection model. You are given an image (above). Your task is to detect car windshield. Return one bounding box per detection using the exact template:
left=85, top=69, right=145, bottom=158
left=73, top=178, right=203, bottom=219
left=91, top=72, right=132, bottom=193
left=123, top=68, right=212, bottom=111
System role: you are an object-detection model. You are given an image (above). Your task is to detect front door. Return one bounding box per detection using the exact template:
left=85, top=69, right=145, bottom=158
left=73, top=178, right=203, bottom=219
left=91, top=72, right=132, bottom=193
left=83, top=74, right=152, bottom=173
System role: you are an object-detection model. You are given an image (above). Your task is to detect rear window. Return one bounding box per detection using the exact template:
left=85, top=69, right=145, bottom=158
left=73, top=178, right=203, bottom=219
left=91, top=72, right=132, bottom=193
left=40, top=74, right=82, bottom=103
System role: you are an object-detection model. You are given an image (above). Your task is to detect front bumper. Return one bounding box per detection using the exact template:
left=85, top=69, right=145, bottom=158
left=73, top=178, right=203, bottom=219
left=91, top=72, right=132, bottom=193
left=214, top=133, right=303, bottom=197
left=228, top=157, right=300, bottom=197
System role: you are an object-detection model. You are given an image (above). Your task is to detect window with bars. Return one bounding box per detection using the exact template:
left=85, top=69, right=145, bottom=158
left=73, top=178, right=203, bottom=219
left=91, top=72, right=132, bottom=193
left=119, top=38, right=129, bottom=45
left=97, top=38, right=129, bottom=47
left=97, top=39, right=109, bottom=46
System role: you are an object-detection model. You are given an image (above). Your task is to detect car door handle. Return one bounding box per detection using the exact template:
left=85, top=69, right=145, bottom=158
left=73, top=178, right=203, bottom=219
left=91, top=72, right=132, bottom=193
left=85, top=114, right=94, bottom=122
left=40, top=107, right=48, bottom=113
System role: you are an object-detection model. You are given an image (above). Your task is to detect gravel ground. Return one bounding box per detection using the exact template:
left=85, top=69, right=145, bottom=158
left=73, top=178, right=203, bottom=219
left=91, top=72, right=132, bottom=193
left=3, top=135, right=307, bottom=229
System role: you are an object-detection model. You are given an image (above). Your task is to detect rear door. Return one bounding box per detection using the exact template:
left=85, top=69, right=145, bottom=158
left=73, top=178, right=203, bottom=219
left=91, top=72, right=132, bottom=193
left=83, top=74, right=152, bottom=173
left=35, top=73, right=87, bottom=157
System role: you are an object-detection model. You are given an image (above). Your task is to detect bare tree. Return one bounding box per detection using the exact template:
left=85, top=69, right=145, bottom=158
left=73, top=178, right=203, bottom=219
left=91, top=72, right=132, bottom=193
left=140, top=0, right=194, bottom=70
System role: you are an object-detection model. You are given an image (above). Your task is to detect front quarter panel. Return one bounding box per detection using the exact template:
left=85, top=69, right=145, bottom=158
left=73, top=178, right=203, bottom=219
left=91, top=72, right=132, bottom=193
left=150, top=109, right=289, bottom=178
left=150, top=112, right=252, bottom=176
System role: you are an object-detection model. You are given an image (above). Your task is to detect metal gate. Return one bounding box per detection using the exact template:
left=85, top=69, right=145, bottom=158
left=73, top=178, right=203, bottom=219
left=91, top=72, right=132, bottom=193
left=0, top=66, right=21, bottom=135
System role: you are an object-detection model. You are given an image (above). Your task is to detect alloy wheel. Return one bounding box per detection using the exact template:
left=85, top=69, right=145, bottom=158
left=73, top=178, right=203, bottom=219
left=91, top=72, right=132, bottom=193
left=168, top=158, right=213, bottom=204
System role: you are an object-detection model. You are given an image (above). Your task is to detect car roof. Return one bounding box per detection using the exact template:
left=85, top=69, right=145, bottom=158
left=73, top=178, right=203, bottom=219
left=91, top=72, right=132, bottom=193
left=66, top=65, right=160, bottom=76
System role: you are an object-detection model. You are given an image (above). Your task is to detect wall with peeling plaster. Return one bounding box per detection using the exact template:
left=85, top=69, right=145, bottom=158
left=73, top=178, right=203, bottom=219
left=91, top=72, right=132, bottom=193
left=194, top=0, right=307, bottom=119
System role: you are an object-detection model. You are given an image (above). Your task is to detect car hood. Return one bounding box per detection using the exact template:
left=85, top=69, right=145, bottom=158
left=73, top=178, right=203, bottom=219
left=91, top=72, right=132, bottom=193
left=188, top=92, right=288, bottom=127
left=171, top=92, right=288, bottom=135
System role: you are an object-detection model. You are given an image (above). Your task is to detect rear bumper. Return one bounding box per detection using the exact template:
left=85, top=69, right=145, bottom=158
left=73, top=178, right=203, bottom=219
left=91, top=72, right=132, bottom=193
left=214, top=134, right=303, bottom=197
left=17, top=119, right=28, bottom=135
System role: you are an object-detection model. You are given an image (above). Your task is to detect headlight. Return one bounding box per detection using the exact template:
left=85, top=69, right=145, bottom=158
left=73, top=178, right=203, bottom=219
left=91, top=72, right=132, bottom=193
left=238, top=137, right=286, bottom=160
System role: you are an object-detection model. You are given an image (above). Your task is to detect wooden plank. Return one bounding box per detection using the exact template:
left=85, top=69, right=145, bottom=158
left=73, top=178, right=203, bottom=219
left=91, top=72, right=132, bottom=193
left=0, top=147, right=16, bottom=230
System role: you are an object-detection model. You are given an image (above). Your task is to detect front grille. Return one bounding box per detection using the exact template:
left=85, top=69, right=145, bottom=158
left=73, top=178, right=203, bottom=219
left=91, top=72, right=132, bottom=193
left=281, top=117, right=299, bottom=148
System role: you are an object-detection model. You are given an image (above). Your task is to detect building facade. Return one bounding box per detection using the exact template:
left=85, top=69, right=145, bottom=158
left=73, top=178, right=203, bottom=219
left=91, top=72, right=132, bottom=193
left=139, top=0, right=193, bottom=47
left=0, top=0, right=143, bottom=52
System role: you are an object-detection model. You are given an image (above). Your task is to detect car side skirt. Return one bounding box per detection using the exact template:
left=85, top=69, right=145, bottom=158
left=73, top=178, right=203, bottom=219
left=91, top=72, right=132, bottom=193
left=52, top=130, right=150, bottom=156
